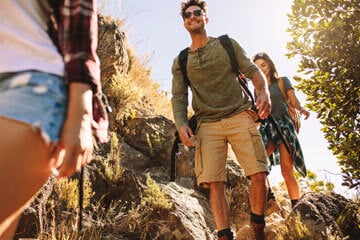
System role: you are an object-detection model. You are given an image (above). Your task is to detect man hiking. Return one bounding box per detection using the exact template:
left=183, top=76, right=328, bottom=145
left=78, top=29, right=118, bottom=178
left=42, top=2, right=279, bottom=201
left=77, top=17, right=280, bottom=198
left=171, top=1, right=271, bottom=239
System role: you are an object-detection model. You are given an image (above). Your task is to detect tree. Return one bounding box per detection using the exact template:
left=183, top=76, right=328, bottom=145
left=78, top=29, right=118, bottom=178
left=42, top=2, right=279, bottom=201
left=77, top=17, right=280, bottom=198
left=287, top=0, right=360, bottom=190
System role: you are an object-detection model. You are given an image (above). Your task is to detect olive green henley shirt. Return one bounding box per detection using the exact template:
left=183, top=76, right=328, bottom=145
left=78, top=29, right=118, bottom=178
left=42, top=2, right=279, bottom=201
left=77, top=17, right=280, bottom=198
left=171, top=36, right=260, bottom=129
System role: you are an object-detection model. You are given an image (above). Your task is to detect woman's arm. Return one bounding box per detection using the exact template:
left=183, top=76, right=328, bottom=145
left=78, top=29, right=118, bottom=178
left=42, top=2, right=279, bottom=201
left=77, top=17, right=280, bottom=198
left=52, top=83, right=94, bottom=178
left=287, top=89, right=310, bottom=119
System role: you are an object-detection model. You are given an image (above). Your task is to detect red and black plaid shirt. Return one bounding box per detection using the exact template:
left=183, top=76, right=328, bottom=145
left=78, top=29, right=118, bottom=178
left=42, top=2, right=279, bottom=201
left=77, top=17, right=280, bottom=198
left=48, top=0, right=108, bottom=143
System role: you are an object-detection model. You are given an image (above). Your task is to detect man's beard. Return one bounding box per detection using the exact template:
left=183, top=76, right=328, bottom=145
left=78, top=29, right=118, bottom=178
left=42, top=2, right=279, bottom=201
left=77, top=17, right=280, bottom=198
left=188, top=26, right=205, bottom=35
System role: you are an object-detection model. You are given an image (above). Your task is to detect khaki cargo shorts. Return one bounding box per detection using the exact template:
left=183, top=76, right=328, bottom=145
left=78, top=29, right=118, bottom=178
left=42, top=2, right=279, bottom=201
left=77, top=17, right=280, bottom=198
left=195, top=111, right=268, bottom=188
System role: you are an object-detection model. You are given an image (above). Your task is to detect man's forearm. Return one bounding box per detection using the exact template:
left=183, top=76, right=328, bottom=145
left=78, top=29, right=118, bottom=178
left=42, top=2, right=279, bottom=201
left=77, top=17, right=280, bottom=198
left=251, top=70, right=269, bottom=95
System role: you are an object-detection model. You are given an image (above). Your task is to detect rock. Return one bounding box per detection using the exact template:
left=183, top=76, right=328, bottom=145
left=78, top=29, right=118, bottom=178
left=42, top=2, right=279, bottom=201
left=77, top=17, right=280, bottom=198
left=97, top=15, right=130, bottom=80
left=15, top=178, right=55, bottom=239
left=286, top=192, right=360, bottom=240
left=120, top=115, right=176, bottom=168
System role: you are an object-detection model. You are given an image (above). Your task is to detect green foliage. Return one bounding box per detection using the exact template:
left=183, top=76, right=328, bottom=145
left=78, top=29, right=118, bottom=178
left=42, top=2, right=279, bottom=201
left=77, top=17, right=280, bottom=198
left=295, top=170, right=335, bottom=193
left=109, top=131, right=121, bottom=164
left=287, top=0, right=360, bottom=190
left=54, top=178, right=94, bottom=210
left=100, top=157, right=122, bottom=185
left=336, top=201, right=360, bottom=239
left=145, top=131, right=167, bottom=160
left=141, top=173, right=172, bottom=210
left=97, top=132, right=122, bottom=185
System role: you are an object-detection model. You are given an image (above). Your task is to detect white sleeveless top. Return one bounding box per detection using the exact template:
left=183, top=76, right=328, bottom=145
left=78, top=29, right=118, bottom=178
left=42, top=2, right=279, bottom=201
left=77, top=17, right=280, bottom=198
left=0, top=0, right=64, bottom=76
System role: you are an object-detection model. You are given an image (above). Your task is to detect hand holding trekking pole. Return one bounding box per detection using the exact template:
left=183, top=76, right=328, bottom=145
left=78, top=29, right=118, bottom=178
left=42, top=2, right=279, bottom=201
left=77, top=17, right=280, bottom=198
left=51, top=84, right=94, bottom=178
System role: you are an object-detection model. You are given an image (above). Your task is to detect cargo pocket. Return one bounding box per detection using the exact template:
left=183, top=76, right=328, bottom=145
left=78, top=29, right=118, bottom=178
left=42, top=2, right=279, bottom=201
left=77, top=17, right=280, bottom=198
left=194, top=139, right=203, bottom=178
left=249, top=127, right=267, bottom=162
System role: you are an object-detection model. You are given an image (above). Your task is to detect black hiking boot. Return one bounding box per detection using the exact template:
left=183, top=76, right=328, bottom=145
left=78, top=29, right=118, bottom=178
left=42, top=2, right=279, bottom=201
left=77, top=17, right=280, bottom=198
left=251, top=222, right=266, bottom=240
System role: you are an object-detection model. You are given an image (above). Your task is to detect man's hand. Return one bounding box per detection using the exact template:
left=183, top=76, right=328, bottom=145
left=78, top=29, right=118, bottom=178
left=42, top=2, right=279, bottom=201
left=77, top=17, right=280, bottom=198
left=178, top=126, right=196, bottom=147
left=251, top=70, right=271, bottom=119
left=256, top=90, right=271, bottom=120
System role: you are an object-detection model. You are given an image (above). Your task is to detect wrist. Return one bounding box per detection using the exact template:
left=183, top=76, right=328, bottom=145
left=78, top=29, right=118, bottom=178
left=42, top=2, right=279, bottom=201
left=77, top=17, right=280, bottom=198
left=257, top=88, right=270, bottom=97
left=68, top=83, right=93, bottom=116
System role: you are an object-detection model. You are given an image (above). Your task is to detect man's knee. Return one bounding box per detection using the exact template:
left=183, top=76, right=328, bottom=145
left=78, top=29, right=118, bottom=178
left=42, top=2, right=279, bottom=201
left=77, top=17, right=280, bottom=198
left=249, top=172, right=267, bottom=182
left=209, top=181, right=226, bottom=194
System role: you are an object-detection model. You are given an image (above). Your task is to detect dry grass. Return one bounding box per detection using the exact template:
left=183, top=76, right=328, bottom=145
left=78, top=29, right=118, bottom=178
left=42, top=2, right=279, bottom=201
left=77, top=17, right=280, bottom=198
left=102, top=49, right=172, bottom=121
left=98, top=0, right=122, bottom=22
left=281, top=211, right=310, bottom=240
left=54, top=178, right=94, bottom=210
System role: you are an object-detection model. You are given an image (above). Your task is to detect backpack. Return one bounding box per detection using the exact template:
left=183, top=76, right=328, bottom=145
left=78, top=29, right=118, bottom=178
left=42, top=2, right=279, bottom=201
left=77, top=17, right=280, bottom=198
left=170, top=34, right=254, bottom=181
left=170, top=35, right=292, bottom=181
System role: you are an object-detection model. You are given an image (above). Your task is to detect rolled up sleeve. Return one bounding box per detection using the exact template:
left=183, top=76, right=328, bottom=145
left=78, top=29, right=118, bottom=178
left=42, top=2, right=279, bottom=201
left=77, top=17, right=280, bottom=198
left=58, top=0, right=100, bottom=93
left=171, top=57, right=189, bottom=129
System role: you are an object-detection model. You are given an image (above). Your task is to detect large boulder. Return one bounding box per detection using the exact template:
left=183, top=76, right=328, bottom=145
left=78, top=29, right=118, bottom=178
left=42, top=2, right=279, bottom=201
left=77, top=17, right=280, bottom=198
left=97, top=15, right=130, bottom=81
left=120, top=115, right=176, bottom=169
left=287, top=192, right=360, bottom=240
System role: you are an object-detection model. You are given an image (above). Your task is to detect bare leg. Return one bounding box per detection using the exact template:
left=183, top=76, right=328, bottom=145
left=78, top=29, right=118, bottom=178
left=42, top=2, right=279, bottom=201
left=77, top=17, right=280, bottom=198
left=0, top=215, right=20, bottom=240
left=265, top=142, right=276, bottom=156
left=0, top=117, right=53, bottom=238
left=249, top=172, right=267, bottom=215
left=278, top=143, right=300, bottom=200
left=265, top=142, right=276, bottom=199
left=209, top=181, right=230, bottom=231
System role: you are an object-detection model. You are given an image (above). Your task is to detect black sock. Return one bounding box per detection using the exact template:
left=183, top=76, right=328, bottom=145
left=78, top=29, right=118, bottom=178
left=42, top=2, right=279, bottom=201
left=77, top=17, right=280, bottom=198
left=250, top=212, right=265, bottom=224
left=291, top=199, right=299, bottom=207
left=217, top=228, right=233, bottom=239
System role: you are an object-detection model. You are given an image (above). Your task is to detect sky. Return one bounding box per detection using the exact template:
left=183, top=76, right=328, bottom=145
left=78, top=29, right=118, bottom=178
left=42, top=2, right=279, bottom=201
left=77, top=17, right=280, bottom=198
left=106, top=0, right=357, bottom=198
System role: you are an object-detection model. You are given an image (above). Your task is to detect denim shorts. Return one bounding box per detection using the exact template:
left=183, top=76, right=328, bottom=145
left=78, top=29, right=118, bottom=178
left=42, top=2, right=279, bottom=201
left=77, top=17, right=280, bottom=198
left=0, top=70, right=68, bottom=144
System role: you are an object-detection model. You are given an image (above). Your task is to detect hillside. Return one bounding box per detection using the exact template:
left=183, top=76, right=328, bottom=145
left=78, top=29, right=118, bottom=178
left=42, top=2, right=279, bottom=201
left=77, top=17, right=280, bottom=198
left=14, top=15, right=360, bottom=240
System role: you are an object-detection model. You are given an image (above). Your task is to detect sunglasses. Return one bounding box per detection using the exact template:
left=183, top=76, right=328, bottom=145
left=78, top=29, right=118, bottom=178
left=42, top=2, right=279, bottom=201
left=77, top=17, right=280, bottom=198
left=253, top=52, right=268, bottom=61
left=254, top=52, right=266, bottom=58
left=183, top=9, right=203, bottom=19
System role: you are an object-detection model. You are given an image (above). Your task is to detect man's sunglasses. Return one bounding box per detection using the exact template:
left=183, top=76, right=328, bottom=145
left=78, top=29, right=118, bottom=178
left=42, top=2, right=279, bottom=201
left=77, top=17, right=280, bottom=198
left=183, top=9, right=203, bottom=19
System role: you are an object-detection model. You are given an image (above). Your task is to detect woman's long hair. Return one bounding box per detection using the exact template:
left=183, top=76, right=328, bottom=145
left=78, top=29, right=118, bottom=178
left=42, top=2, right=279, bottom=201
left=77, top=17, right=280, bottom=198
left=253, top=52, right=279, bottom=83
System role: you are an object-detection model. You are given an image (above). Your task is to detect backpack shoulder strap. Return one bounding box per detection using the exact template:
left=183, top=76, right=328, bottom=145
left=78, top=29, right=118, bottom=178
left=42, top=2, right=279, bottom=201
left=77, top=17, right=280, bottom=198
left=218, top=34, right=240, bottom=75
left=179, top=36, right=240, bottom=87
left=171, top=48, right=192, bottom=181
left=178, top=47, right=190, bottom=87
left=219, top=34, right=255, bottom=105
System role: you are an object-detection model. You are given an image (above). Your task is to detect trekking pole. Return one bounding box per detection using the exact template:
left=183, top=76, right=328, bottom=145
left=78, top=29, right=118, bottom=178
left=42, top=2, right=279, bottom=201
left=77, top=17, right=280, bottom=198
left=78, top=166, right=84, bottom=233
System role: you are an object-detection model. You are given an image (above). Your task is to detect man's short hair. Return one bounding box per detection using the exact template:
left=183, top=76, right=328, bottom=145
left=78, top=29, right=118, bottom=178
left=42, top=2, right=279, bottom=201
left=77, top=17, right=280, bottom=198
left=180, top=0, right=207, bottom=20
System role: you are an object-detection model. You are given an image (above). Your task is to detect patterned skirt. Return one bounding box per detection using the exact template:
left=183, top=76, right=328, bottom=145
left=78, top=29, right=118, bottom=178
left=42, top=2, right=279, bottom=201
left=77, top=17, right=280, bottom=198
left=259, top=112, right=307, bottom=177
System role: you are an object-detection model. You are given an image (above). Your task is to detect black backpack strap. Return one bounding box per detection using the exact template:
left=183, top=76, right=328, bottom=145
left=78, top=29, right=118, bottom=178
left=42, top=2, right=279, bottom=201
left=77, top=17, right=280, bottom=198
left=170, top=131, right=180, bottom=181
left=218, top=34, right=256, bottom=106
left=178, top=47, right=190, bottom=87
left=171, top=47, right=190, bottom=181
left=218, top=34, right=240, bottom=75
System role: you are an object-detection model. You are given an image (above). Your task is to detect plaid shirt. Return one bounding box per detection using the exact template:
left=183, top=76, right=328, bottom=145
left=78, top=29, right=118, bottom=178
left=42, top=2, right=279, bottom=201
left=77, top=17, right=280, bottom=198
left=48, top=0, right=109, bottom=143
left=259, top=112, right=307, bottom=177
